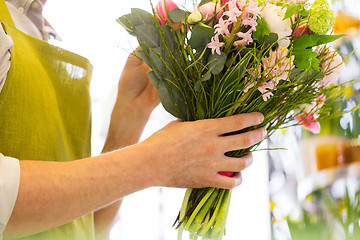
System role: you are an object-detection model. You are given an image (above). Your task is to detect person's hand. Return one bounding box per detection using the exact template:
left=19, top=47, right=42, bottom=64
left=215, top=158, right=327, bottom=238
left=138, top=112, right=266, bottom=190
left=116, top=50, right=160, bottom=113
left=103, top=51, right=160, bottom=152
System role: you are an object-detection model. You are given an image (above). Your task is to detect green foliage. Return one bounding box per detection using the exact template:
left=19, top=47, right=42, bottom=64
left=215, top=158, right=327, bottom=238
left=169, top=8, right=188, bottom=23
left=292, top=34, right=345, bottom=72
left=188, top=23, right=215, bottom=51
left=252, top=18, right=270, bottom=44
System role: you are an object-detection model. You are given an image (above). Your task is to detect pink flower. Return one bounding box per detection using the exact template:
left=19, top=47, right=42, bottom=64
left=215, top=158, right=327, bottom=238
left=199, top=2, right=223, bottom=22
left=236, top=29, right=253, bottom=44
left=155, top=0, right=179, bottom=25
left=317, top=47, right=345, bottom=86
left=214, top=17, right=231, bottom=36
left=262, top=48, right=294, bottom=83
left=242, top=16, right=258, bottom=31
left=244, top=1, right=261, bottom=19
left=295, top=113, right=321, bottom=134
left=207, top=34, right=224, bottom=55
left=224, top=0, right=242, bottom=23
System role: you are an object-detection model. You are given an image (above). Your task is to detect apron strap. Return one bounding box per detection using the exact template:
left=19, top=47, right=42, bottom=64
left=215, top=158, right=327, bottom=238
left=0, top=0, right=15, bottom=27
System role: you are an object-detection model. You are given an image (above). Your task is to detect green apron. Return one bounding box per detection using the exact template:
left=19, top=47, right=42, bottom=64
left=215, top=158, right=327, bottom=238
left=0, top=0, right=94, bottom=239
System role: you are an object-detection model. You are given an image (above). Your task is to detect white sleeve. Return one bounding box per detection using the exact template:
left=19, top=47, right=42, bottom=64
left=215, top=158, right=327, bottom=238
left=0, top=22, right=14, bottom=95
left=0, top=154, right=20, bottom=239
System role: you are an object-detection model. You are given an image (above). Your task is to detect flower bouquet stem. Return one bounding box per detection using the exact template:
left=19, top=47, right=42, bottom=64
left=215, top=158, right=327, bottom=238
left=175, top=187, right=231, bottom=240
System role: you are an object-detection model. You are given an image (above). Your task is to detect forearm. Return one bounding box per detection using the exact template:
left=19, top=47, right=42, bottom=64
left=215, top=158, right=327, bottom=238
left=4, top=145, right=153, bottom=239
left=94, top=103, right=152, bottom=239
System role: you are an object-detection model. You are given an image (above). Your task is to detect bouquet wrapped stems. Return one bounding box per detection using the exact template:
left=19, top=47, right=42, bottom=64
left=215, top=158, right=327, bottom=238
left=175, top=188, right=231, bottom=240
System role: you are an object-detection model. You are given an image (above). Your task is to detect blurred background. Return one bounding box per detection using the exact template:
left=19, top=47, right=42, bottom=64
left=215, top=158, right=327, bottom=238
left=42, top=0, right=360, bottom=239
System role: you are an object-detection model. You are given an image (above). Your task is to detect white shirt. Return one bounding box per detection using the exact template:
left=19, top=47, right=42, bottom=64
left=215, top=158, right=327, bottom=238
left=0, top=154, right=20, bottom=239
left=0, top=1, right=52, bottom=238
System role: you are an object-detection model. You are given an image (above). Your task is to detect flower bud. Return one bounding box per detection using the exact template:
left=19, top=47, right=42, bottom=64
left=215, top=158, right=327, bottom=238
left=292, top=22, right=310, bottom=38
left=187, top=11, right=203, bottom=24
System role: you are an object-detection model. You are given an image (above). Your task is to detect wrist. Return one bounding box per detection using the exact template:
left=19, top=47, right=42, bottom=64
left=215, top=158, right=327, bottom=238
left=102, top=102, right=153, bottom=153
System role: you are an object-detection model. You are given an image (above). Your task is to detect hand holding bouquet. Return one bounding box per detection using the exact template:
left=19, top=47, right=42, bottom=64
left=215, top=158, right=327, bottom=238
left=118, top=0, right=354, bottom=239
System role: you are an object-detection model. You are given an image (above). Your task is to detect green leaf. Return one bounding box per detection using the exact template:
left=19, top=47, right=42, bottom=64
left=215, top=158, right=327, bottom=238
left=135, top=25, right=161, bottom=48
left=147, top=70, right=160, bottom=88
left=188, top=23, right=215, bottom=50
left=289, top=68, right=325, bottom=81
left=263, top=33, right=278, bottom=49
left=169, top=8, right=188, bottom=23
left=252, top=18, right=270, bottom=43
left=131, top=8, right=155, bottom=26
left=208, top=52, right=227, bottom=75
left=283, top=3, right=304, bottom=20
left=116, top=14, right=135, bottom=35
left=201, top=71, right=211, bottom=81
left=293, top=34, right=345, bottom=71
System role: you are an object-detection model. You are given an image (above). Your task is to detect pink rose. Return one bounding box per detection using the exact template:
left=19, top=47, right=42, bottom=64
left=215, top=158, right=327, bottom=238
left=155, top=0, right=179, bottom=25
left=199, top=2, right=223, bottom=22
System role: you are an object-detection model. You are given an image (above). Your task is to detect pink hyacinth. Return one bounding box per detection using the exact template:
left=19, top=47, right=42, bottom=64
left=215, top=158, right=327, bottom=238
left=207, top=34, right=224, bottom=55
left=199, top=2, right=223, bottom=22
left=155, top=0, right=179, bottom=25
left=224, top=0, right=242, bottom=23
left=317, top=47, right=345, bottom=86
left=214, top=17, right=231, bottom=36
left=262, top=48, right=294, bottom=83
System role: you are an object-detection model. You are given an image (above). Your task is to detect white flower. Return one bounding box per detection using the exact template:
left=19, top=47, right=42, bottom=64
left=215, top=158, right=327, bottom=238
left=261, top=4, right=292, bottom=48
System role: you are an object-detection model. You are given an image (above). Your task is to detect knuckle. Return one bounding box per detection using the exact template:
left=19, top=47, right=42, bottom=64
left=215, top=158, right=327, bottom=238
left=240, top=134, right=253, bottom=147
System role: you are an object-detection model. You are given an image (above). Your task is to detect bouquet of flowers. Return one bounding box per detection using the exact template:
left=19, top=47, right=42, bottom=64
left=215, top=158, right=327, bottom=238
left=118, top=0, right=354, bottom=239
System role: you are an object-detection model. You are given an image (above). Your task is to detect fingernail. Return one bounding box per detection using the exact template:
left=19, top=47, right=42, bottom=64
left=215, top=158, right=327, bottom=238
left=262, top=128, right=267, bottom=138
left=259, top=114, right=264, bottom=124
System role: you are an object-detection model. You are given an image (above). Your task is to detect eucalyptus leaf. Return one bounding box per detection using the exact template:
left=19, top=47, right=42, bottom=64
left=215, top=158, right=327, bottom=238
left=137, top=48, right=152, bottom=68
left=188, top=23, right=215, bottom=50
left=194, top=81, right=202, bottom=92
left=201, top=71, right=212, bottom=81
left=149, top=46, right=173, bottom=81
left=208, top=52, right=227, bottom=75
left=147, top=70, right=160, bottom=88
left=157, top=80, right=188, bottom=119
left=169, top=8, right=188, bottom=23
left=163, top=25, right=177, bottom=55
left=290, top=68, right=325, bottom=81
left=116, top=14, right=135, bottom=35
left=131, top=8, right=156, bottom=26
left=135, top=25, right=161, bottom=48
